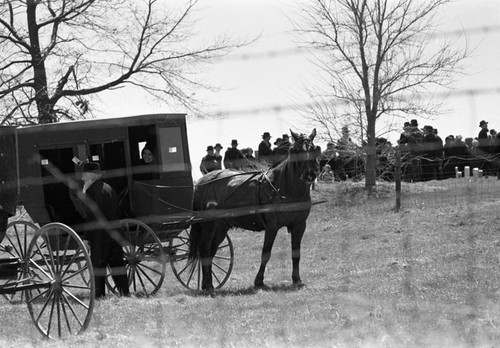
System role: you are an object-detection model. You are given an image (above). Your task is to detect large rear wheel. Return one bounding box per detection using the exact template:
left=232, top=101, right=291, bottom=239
left=25, top=222, right=94, bottom=338
left=169, top=228, right=234, bottom=291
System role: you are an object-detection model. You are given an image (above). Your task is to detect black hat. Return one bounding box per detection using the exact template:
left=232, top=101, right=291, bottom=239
left=327, top=142, right=334, bottom=147
left=214, top=143, right=223, bottom=149
left=274, top=138, right=282, bottom=145
left=403, top=121, right=410, bottom=127
left=206, top=145, right=214, bottom=151
left=282, top=134, right=289, bottom=140
left=262, top=132, right=271, bottom=139
left=423, top=125, right=433, bottom=131
left=479, top=120, right=488, bottom=127
left=410, top=119, right=418, bottom=127
left=82, top=162, right=102, bottom=173
left=231, top=139, right=238, bottom=146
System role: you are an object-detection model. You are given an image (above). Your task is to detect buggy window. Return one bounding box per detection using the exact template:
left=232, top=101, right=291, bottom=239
left=158, top=126, right=187, bottom=172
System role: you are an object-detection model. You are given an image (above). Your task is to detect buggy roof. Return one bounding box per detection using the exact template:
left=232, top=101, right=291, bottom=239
left=16, top=113, right=187, bottom=135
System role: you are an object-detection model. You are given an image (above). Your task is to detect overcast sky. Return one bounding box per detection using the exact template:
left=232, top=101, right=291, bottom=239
left=98, top=0, right=500, bottom=179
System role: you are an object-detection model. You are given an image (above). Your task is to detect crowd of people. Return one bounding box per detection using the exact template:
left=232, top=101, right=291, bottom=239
left=396, top=119, right=500, bottom=181
left=316, top=119, right=500, bottom=182
left=198, top=119, right=500, bottom=182
left=199, top=132, right=294, bottom=174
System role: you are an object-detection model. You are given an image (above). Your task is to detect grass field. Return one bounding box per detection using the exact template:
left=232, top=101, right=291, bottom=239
left=1, top=179, right=500, bottom=347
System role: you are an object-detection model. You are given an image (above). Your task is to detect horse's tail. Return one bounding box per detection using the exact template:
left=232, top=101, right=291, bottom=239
left=188, top=222, right=201, bottom=261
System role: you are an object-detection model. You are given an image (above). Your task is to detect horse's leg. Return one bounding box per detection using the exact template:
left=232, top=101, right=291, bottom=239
left=198, top=223, right=215, bottom=294
left=209, top=222, right=229, bottom=288
left=254, top=228, right=278, bottom=288
left=290, top=221, right=306, bottom=288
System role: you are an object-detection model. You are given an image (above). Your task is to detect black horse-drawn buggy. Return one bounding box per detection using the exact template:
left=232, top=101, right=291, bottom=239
left=0, top=113, right=321, bottom=338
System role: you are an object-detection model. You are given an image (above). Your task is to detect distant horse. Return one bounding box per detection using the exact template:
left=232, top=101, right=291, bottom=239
left=188, top=129, right=321, bottom=294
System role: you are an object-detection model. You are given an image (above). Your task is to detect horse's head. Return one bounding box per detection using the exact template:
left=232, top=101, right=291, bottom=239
left=289, top=128, right=321, bottom=184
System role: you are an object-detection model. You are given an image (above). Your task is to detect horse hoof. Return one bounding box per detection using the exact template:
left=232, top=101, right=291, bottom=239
left=202, top=288, right=215, bottom=297
left=293, top=280, right=306, bottom=289
left=254, top=281, right=269, bottom=290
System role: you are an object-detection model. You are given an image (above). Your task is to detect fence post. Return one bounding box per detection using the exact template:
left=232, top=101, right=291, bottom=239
left=395, top=149, right=401, bottom=211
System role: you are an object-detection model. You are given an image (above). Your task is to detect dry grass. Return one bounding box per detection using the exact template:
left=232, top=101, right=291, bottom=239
left=2, top=179, right=500, bottom=347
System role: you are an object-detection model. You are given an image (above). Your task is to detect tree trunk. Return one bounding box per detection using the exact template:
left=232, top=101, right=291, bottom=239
left=365, top=113, right=377, bottom=191
left=27, top=0, right=55, bottom=124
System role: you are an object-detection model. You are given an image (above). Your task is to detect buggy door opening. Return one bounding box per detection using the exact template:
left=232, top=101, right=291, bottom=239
left=88, top=141, right=128, bottom=196
left=39, top=147, right=84, bottom=227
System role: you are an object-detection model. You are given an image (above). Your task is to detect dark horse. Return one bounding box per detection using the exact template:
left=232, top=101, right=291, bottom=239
left=188, top=129, right=321, bottom=294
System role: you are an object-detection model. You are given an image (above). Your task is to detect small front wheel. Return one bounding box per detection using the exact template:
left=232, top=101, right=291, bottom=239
left=169, top=228, right=234, bottom=291
left=106, top=219, right=166, bottom=296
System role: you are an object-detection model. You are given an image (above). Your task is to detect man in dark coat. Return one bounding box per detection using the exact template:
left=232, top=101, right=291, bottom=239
left=257, top=132, right=273, bottom=163
left=200, top=145, right=219, bottom=174
left=478, top=120, right=490, bottom=154
left=421, top=126, right=443, bottom=181
left=223, top=139, right=247, bottom=169
left=399, top=119, right=424, bottom=182
left=281, top=134, right=292, bottom=150
left=214, top=143, right=223, bottom=170
left=271, top=137, right=289, bottom=165
left=81, top=162, right=129, bottom=298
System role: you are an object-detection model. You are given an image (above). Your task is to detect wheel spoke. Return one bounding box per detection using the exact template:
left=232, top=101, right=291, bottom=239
left=176, top=258, right=194, bottom=278
left=60, top=295, right=73, bottom=335
left=212, top=269, right=222, bottom=285
left=213, top=254, right=232, bottom=261
left=61, top=264, right=89, bottom=283
left=57, top=294, right=62, bottom=337
left=46, top=291, right=57, bottom=338
left=58, top=232, right=73, bottom=275
left=33, top=288, right=53, bottom=326
left=133, top=267, right=148, bottom=292
left=212, top=260, right=229, bottom=275
left=60, top=248, right=85, bottom=279
left=29, top=257, right=53, bottom=280
left=33, top=241, right=55, bottom=278
left=188, top=260, right=200, bottom=289
left=44, top=234, right=57, bottom=276
left=27, top=287, right=50, bottom=304
left=62, top=287, right=90, bottom=310
left=134, top=261, right=163, bottom=275
left=61, top=292, right=84, bottom=328
left=135, top=264, right=159, bottom=287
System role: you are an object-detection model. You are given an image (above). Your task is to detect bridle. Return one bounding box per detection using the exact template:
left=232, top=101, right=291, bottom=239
left=289, top=136, right=320, bottom=184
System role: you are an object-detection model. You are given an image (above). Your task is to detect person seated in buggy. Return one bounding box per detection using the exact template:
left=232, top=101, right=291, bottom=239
left=134, top=143, right=160, bottom=181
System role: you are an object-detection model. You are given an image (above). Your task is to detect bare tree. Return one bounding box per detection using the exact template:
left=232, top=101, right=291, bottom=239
left=0, top=0, right=242, bottom=125
left=295, top=0, right=468, bottom=189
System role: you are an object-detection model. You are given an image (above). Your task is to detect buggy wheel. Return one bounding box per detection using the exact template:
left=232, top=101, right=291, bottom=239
left=0, top=221, right=38, bottom=302
left=169, top=228, right=234, bottom=290
left=106, top=219, right=166, bottom=296
left=25, top=223, right=95, bottom=338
